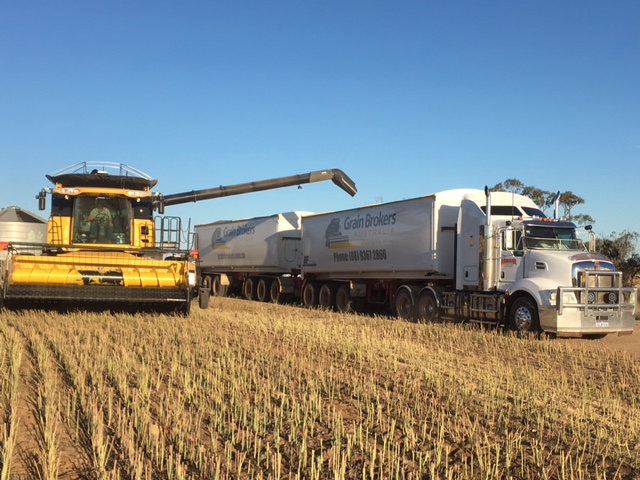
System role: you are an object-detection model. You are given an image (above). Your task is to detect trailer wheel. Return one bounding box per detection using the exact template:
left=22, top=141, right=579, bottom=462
left=318, top=284, right=336, bottom=310
left=212, top=276, right=228, bottom=297
left=243, top=277, right=256, bottom=300
left=416, top=290, right=439, bottom=323
left=302, top=282, right=319, bottom=308
left=269, top=280, right=281, bottom=303
left=256, top=278, right=271, bottom=302
left=394, top=288, right=415, bottom=321
left=509, top=297, right=540, bottom=333
left=335, top=285, right=353, bottom=313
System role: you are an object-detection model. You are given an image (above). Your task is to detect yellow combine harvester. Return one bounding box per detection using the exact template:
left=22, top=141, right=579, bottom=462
left=0, top=162, right=356, bottom=314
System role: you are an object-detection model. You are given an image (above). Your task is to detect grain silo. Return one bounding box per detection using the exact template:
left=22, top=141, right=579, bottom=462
left=0, top=206, right=47, bottom=244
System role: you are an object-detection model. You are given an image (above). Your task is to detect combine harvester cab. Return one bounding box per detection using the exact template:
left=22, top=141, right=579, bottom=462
left=0, top=162, right=356, bottom=314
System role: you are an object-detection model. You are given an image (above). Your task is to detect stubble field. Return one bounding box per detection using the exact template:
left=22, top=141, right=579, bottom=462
left=0, top=297, right=639, bottom=479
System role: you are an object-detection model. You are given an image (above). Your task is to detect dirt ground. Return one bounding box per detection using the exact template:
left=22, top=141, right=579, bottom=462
left=570, top=320, right=640, bottom=357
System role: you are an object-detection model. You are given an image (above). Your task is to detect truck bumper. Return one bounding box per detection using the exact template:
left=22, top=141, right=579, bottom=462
left=539, top=304, right=636, bottom=337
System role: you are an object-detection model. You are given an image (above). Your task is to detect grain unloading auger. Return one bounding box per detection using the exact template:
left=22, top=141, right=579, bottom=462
left=0, top=162, right=356, bottom=314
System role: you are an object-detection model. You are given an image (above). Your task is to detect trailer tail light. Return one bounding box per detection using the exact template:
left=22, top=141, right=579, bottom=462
left=0, top=242, right=9, bottom=251
left=190, top=249, right=199, bottom=259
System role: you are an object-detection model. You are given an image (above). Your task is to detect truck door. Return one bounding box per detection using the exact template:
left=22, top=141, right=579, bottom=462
left=497, top=229, right=522, bottom=289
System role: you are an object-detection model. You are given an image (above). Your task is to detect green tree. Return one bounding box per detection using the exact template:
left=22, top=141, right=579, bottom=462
left=490, top=179, right=594, bottom=226
left=596, top=231, right=640, bottom=286
left=492, top=178, right=639, bottom=286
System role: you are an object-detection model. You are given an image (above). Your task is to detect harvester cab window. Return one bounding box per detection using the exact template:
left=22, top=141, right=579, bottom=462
left=74, top=196, right=131, bottom=244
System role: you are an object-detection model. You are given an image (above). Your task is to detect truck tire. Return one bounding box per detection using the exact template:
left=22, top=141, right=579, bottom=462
left=302, top=282, right=319, bottom=308
left=243, top=277, right=256, bottom=300
left=509, top=297, right=540, bottom=333
left=335, top=285, right=353, bottom=313
left=256, top=278, right=271, bottom=302
left=318, top=283, right=336, bottom=310
left=212, top=275, right=228, bottom=297
left=394, top=288, right=416, bottom=321
left=416, top=290, right=439, bottom=323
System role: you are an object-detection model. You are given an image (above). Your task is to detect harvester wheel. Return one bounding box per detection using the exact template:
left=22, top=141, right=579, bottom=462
left=256, top=278, right=271, bottom=302
left=335, top=285, right=353, bottom=313
left=199, top=288, right=211, bottom=309
left=203, top=275, right=213, bottom=294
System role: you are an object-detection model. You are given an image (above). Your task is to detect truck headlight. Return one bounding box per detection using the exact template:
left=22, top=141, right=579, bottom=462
left=548, top=290, right=577, bottom=305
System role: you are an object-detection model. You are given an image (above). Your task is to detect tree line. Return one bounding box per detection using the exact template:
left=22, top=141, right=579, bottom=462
left=491, top=179, right=640, bottom=286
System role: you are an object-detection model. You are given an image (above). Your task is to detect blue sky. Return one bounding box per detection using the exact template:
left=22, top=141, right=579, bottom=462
left=1, top=1, right=639, bottom=241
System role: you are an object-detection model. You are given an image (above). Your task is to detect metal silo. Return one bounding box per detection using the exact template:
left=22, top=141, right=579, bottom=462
left=0, top=206, right=47, bottom=244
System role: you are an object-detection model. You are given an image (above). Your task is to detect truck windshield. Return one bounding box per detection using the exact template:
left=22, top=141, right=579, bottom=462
left=524, top=225, right=584, bottom=251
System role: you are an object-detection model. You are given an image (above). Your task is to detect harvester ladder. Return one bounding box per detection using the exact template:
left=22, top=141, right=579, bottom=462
left=156, top=216, right=183, bottom=249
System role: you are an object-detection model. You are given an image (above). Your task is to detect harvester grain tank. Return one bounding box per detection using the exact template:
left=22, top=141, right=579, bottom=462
left=0, top=162, right=356, bottom=313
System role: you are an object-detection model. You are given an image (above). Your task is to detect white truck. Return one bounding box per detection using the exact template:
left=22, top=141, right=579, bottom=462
left=195, top=212, right=313, bottom=304
left=300, top=188, right=636, bottom=337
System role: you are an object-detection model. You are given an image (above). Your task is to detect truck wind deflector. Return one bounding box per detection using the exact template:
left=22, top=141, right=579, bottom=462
left=157, top=168, right=357, bottom=208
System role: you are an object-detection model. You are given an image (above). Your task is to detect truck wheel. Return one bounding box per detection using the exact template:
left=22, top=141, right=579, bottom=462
left=212, top=276, right=228, bottom=297
left=416, top=290, right=439, bottom=323
left=509, top=297, right=540, bottom=333
left=318, top=284, right=336, bottom=310
left=335, top=285, right=353, bottom=313
left=256, top=278, right=271, bottom=302
left=394, top=288, right=415, bottom=321
left=243, top=277, right=255, bottom=300
left=302, top=282, right=319, bottom=308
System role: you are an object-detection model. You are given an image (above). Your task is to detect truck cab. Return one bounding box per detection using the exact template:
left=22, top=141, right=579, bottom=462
left=456, top=190, right=636, bottom=337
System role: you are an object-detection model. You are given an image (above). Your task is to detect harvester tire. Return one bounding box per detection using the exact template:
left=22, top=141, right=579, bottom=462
left=199, top=288, right=211, bottom=310
left=203, top=276, right=213, bottom=294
